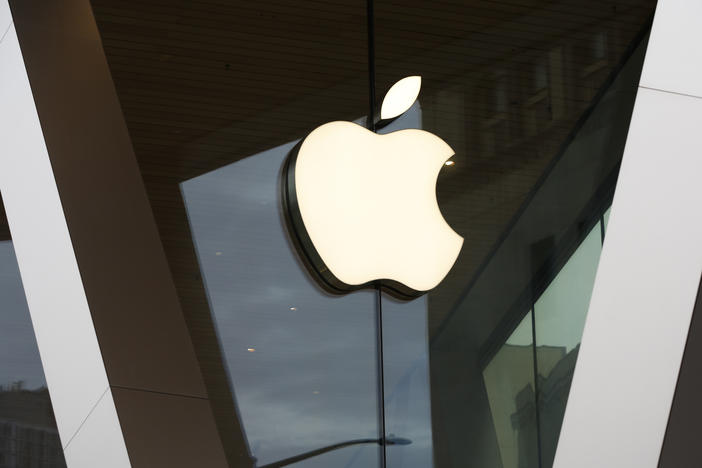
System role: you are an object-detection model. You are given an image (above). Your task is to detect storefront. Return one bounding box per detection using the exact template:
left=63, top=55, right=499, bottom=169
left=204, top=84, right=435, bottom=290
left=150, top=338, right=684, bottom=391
left=2, top=0, right=702, bottom=467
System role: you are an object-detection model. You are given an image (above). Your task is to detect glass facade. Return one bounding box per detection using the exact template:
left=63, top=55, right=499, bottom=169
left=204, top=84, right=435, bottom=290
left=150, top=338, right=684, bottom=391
left=426, top=33, right=651, bottom=467
left=0, top=200, right=66, bottom=468
left=481, top=215, right=608, bottom=468
left=180, top=143, right=381, bottom=467
left=85, top=0, right=657, bottom=466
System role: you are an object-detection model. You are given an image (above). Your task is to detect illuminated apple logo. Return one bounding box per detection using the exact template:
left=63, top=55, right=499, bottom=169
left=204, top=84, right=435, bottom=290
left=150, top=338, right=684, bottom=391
left=282, top=76, right=463, bottom=298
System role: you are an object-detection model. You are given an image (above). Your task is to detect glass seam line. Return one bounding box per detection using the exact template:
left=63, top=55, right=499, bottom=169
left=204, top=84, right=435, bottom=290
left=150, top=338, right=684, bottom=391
left=366, top=0, right=386, bottom=466
left=530, top=306, right=544, bottom=468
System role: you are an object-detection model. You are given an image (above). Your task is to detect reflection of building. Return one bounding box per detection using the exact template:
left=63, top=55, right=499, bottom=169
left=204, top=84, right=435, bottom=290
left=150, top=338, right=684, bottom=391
left=512, top=384, right=538, bottom=468
left=506, top=344, right=580, bottom=468
left=483, top=344, right=540, bottom=468
left=484, top=344, right=569, bottom=468
left=428, top=7, right=651, bottom=465
left=537, top=345, right=579, bottom=468
left=0, top=385, right=65, bottom=468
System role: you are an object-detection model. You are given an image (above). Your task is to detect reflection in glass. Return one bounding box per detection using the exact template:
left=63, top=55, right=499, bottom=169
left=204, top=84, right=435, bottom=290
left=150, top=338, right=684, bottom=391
left=483, top=311, right=538, bottom=468
left=87, top=0, right=658, bottom=465
left=89, top=2, right=375, bottom=463
left=375, top=103, right=435, bottom=467
left=534, top=225, right=602, bottom=353
left=382, top=296, right=433, bottom=468
left=181, top=143, right=380, bottom=467
left=0, top=240, right=66, bottom=467
left=534, top=224, right=602, bottom=466
left=374, top=2, right=655, bottom=466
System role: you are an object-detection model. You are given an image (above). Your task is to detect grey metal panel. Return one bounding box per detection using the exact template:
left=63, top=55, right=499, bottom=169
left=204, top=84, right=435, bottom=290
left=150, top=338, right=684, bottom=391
left=0, top=19, right=121, bottom=454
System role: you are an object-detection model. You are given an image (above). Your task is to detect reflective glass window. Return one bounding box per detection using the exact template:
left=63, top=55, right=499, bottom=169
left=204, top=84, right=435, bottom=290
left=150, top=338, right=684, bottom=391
left=181, top=142, right=380, bottom=467
left=534, top=223, right=603, bottom=466
left=373, top=1, right=655, bottom=467
left=603, top=206, right=612, bottom=234
left=483, top=311, right=537, bottom=468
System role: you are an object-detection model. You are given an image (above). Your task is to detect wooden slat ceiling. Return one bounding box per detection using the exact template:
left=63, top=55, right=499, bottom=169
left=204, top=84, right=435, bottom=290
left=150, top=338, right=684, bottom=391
left=373, top=0, right=655, bottom=338
left=91, top=0, right=368, bottom=181
left=90, top=0, right=654, bottom=332
left=90, top=0, right=656, bottom=337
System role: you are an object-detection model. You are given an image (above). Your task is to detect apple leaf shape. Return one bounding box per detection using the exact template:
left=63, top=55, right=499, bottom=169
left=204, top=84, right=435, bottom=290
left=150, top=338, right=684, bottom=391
left=380, top=76, right=421, bottom=120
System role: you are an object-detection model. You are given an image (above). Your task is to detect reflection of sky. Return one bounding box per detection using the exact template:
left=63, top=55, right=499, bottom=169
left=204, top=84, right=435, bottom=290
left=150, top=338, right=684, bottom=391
left=0, top=241, right=47, bottom=390
left=182, top=104, right=434, bottom=467
left=182, top=142, right=378, bottom=467
left=382, top=296, right=434, bottom=468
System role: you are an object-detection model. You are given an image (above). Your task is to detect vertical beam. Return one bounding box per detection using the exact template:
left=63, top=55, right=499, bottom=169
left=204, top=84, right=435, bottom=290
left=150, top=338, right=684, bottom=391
left=0, top=0, right=232, bottom=466
left=0, top=4, right=129, bottom=466
left=554, top=1, right=702, bottom=466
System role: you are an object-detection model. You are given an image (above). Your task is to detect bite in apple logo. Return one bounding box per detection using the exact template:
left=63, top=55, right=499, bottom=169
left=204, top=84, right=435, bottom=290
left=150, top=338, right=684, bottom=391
left=282, top=76, right=463, bottom=298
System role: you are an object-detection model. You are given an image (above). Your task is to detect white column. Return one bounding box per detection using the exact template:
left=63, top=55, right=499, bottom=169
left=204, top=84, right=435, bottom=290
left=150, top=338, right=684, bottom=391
left=0, top=2, right=130, bottom=466
left=554, top=1, right=702, bottom=466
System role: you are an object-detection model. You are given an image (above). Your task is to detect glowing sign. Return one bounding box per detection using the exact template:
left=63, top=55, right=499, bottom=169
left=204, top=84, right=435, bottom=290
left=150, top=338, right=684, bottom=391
left=283, top=77, right=463, bottom=297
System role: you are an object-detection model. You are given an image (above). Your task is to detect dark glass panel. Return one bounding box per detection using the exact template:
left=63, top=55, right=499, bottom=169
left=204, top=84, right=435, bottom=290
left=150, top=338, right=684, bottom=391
left=533, top=223, right=602, bottom=467
left=374, top=1, right=655, bottom=467
left=180, top=141, right=379, bottom=467
left=381, top=296, right=433, bottom=468
left=483, top=312, right=537, bottom=468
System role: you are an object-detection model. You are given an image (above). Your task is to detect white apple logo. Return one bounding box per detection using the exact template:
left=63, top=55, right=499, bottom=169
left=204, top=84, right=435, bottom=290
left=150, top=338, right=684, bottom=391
left=283, top=76, right=463, bottom=297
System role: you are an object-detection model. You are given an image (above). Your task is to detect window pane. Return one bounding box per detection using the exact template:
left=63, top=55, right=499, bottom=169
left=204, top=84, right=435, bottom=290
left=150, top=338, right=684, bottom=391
left=382, top=296, right=433, bottom=468
left=534, top=223, right=603, bottom=466
left=483, top=311, right=538, bottom=468
left=181, top=141, right=380, bottom=467
left=374, top=1, right=655, bottom=466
